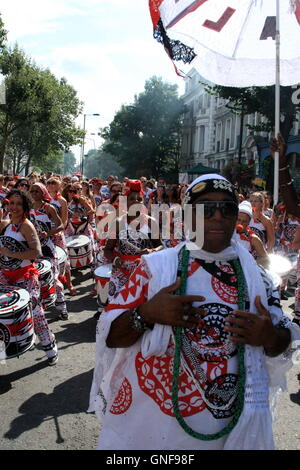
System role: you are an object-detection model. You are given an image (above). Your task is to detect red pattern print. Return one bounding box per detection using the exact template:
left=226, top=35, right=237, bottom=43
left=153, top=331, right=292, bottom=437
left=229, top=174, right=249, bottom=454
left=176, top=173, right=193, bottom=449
left=110, top=378, right=132, bottom=415
left=135, top=351, right=206, bottom=417
left=211, top=265, right=237, bottom=304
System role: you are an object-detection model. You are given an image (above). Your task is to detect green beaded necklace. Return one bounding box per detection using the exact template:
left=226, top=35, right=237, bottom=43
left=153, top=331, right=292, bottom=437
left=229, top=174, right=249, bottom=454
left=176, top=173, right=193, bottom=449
left=171, top=247, right=246, bottom=441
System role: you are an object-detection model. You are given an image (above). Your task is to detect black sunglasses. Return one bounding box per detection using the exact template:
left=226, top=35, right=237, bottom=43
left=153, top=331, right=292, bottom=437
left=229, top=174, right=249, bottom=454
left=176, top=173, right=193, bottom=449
left=194, top=201, right=238, bottom=219
left=19, top=183, right=29, bottom=188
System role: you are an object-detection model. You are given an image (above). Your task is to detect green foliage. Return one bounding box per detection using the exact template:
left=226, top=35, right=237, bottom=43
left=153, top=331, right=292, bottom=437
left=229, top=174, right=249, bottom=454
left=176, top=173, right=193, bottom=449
left=0, top=15, right=7, bottom=50
left=102, top=76, right=185, bottom=178
left=222, top=161, right=255, bottom=186
left=63, top=151, right=77, bottom=175
left=0, top=44, right=84, bottom=173
left=83, top=147, right=123, bottom=180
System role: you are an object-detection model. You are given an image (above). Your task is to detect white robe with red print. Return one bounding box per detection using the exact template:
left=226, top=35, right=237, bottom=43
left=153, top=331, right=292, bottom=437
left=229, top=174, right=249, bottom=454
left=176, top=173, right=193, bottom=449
left=88, top=242, right=300, bottom=450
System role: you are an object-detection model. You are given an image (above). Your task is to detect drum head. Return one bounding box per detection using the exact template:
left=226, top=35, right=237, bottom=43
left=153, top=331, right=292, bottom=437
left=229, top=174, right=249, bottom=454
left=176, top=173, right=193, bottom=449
left=268, top=254, right=292, bottom=277
left=55, top=246, right=67, bottom=263
left=0, top=287, right=30, bottom=314
left=94, top=264, right=113, bottom=279
left=66, top=235, right=90, bottom=248
left=36, top=259, right=52, bottom=276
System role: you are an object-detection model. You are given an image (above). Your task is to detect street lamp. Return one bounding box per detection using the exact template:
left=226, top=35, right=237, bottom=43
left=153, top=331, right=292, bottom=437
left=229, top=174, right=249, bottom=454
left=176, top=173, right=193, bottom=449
left=80, top=113, right=100, bottom=175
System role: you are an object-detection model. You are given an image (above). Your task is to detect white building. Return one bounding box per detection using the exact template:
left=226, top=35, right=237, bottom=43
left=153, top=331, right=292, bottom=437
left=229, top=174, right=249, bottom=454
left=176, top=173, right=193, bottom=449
left=180, top=68, right=272, bottom=175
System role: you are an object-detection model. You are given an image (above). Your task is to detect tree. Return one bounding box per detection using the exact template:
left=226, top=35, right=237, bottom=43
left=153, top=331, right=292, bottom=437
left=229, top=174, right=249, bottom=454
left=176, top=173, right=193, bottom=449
left=63, top=151, right=77, bottom=175
left=102, top=76, right=185, bottom=179
left=0, top=45, right=84, bottom=173
left=84, top=148, right=123, bottom=180
left=0, top=14, right=7, bottom=50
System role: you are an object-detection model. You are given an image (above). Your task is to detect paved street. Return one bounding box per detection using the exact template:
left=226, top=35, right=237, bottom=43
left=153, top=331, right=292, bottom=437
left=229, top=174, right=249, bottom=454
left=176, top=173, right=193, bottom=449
left=0, top=269, right=299, bottom=451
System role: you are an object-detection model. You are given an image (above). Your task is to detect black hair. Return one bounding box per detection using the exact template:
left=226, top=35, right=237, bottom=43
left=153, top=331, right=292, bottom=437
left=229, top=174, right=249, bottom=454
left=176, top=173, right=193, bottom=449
left=6, top=188, right=33, bottom=217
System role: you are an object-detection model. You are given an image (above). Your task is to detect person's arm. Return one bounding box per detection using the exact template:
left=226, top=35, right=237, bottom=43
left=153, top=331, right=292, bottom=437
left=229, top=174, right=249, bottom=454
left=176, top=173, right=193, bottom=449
left=270, top=134, right=300, bottom=217
left=261, top=215, right=275, bottom=252
left=0, top=221, right=42, bottom=260
left=251, top=235, right=269, bottom=268
left=224, top=295, right=291, bottom=357
left=59, top=197, right=68, bottom=229
left=290, top=224, right=300, bottom=250
left=46, top=204, right=64, bottom=237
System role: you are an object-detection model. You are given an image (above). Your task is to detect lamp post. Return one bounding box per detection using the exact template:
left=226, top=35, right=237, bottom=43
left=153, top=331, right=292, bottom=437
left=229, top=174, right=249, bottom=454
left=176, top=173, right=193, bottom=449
left=80, top=113, right=100, bottom=175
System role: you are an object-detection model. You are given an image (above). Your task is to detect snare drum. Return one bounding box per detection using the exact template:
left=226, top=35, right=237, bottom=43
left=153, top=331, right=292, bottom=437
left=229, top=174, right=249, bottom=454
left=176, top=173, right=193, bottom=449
left=66, top=235, right=92, bottom=269
left=0, top=287, right=35, bottom=359
left=37, top=260, right=56, bottom=309
left=268, top=254, right=292, bottom=281
left=55, top=245, right=67, bottom=276
left=94, top=264, right=112, bottom=309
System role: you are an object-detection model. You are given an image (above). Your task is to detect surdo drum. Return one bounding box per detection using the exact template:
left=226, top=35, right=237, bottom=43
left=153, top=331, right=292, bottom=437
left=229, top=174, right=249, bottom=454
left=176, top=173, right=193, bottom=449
left=66, top=235, right=92, bottom=269
left=0, top=286, right=34, bottom=359
left=94, top=264, right=112, bottom=309
left=36, top=260, right=57, bottom=309
left=268, top=253, right=292, bottom=282
left=55, top=245, right=68, bottom=276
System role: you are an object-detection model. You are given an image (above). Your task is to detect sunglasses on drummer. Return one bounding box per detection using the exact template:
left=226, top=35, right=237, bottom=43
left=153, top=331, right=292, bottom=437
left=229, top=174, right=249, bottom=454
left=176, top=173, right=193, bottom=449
left=194, top=201, right=239, bottom=219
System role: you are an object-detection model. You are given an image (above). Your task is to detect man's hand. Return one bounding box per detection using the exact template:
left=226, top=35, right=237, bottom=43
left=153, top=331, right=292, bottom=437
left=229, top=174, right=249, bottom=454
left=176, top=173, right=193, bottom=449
left=224, top=296, right=291, bottom=356
left=270, top=133, right=287, bottom=164
left=224, top=296, right=274, bottom=348
left=139, top=278, right=206, bottom=329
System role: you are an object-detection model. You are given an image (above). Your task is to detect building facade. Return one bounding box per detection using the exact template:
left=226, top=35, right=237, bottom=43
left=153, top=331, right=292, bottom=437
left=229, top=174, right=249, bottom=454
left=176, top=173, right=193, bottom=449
left=181, top=68, right=300, bottom=187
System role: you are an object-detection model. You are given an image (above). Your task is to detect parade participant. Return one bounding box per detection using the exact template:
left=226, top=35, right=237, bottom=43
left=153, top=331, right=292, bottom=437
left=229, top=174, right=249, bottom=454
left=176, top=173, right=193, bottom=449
left=82, top=181, right=96, bottom=210
left=91, top=178, right=103, bottom=208
left=236, top=200, right=269, bottom=267
left=64, top=183, right=95, bottom=237
left=46, top=177, right=77, bottom=296
left=263, top=191, right=275, bottom=224
left=276, top=210, right=299, bottom=299
left=29, top=183, right=68, bottom=320
left=89, top=173, right=300, bottom=450
left=289, top=224, right=300, bottom=326
left=271, top=133, right=300, bottom=219
left=14, top=178, right=30, bottom=192
left=0, top=189, right=58, bottom=365
left=101, top=175, right=115, bottom=200
left=249, top=192, right=275, bottom=253
left=103, top=180, right=163, bottom=301
left=0, top=175, right=9, bottom=201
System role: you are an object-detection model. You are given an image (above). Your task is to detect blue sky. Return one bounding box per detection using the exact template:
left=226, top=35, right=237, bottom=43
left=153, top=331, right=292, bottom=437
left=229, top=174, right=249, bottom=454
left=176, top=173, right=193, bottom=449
left=0, top=0, right=186, bottom=160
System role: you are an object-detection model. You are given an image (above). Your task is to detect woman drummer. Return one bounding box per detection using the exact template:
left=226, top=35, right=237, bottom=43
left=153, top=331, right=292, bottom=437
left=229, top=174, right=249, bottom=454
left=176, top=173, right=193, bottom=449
left=29, top=182, right=68, bottom=320
left=64, top=183, right=97, bottom=271
left=104, top=180, right=163, bottom=303
left=249, top=191, right=275, bottom=253
left=46, top=177, right=78, bottom=296
left=0, top=189, right=58, bottom=366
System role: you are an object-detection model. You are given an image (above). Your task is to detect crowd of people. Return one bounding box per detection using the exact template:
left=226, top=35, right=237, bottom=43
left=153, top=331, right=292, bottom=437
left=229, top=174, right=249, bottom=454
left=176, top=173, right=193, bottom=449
left=1, top=150, right=300, bottom=449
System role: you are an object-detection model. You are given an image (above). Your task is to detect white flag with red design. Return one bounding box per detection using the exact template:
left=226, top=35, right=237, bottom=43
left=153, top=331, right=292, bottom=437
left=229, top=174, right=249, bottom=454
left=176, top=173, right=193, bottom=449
left=149, top=0, right=300, bottom=86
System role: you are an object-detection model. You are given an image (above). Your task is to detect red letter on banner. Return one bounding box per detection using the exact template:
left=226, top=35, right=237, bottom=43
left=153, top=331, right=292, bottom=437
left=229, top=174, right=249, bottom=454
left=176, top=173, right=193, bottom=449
left=166, top=0, right=208, bottom=29
left=203, top=7, right=236, bottom=32
left=294, top=0, right=300, bottom=24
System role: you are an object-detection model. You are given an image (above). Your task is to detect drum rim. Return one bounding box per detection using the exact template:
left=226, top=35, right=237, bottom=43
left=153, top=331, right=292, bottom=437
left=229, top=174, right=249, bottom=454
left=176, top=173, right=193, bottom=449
left=94, top=265, right=113, bottom=277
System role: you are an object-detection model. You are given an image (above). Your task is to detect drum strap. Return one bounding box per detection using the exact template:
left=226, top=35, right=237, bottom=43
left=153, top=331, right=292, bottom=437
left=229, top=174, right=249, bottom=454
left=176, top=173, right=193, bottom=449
left=114, top=249, right=141, bottom=262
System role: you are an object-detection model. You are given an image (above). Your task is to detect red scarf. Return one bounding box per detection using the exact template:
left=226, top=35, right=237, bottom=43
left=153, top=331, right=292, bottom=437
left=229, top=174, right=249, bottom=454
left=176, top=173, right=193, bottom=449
left=3, top=263, right=39, bottom=283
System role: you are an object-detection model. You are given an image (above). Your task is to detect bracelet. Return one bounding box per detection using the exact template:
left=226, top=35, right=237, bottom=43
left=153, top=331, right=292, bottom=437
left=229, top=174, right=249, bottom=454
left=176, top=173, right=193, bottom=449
left=279, top=165, right=290, bottom=171
left=112, top=256, right=121, bottom=267
left=130, top=307, right=151, bottom=333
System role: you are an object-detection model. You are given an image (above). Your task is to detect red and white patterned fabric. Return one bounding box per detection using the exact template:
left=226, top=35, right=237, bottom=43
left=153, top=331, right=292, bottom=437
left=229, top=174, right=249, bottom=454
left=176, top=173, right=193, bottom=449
left=89, top=241, right=300, bottom=450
